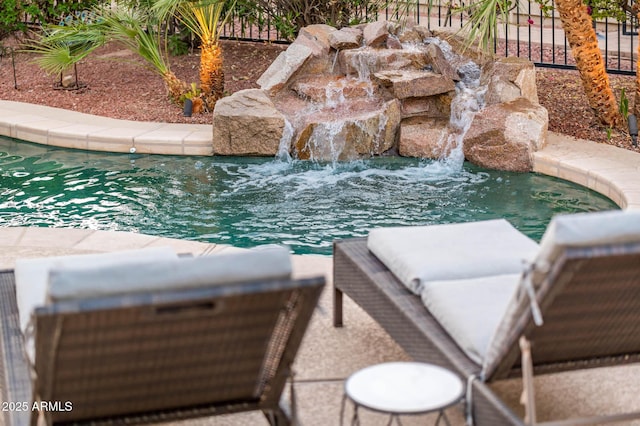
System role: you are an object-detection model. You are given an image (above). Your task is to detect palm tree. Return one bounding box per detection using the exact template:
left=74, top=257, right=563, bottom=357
left=26, top=5, right=187, bottom=104
left=456, top=0, right=622, bottom=128
left=23, top=22, right=106, bottom=86
left=154, top=0, right=233, bottom=110
left=99, top=6, right=187, bottom=104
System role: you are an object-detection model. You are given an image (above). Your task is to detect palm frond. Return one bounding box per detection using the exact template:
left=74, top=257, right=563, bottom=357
left=154, top=0, right=234, bottom=46
left=98, top=5, right=171, bottom=75
left=22, top=24, right=106, bottom=75
left=456, top=0, right=512, bottom=52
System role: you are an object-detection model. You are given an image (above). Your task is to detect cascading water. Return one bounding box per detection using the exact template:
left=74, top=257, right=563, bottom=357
left=302, top=121, right=347, bottom=164
left=276, top=53, right=384, bottom=163
left=274, top=32, right=486, bottom=168
left=349, top=50, right=377, bottom=97
left=277, top=118, right=294, bottom=161
left=424, top=38, right=486, bottom=171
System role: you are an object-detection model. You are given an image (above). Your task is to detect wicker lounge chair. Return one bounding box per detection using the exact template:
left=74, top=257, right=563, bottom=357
left=0, top=246, right=324, bottom=426
left=333, top=210, right=640, bottom=426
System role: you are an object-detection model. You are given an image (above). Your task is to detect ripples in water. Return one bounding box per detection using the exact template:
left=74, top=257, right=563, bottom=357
left=0, top=137, right=618, bottom=254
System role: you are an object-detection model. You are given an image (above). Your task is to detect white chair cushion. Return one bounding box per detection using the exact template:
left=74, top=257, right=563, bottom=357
left=15, top=246, right=179, bottom=365
left=535, top=209, right=640, bottom=270
left=47, top=245, right=292, bottom=301
left=15, top=246, right=178, bottom=336
left=421, top=274, right=521, bottom=365
left=368, top=220, right=539, bottom=294
left=483, top=209, right=640, bottom=377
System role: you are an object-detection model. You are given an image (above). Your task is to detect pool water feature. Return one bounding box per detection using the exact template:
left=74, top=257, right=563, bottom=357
left=0, top=137, right=617, bottom=255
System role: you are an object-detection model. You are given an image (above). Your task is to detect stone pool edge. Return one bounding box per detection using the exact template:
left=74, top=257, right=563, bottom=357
left=533, top=133, right=640, bottom=211
left=2, top=100, right=639, bottom=210
left=0, top=100, right=213, bottom=156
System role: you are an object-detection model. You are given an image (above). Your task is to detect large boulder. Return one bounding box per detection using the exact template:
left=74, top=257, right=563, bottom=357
left=329, top=27, right=363, bottom=50
left=339, top=48, right=428, bottom=77
left=483, top=57, right=539, bottom=105
left=430, top=29, right=496, bottom=68
left=296, top=24, right=336, bottom=56
left=373, top=69, right=456, bottom=99
left=424, top=43, right=460, bottom=81
left=398, top=27, right=424, bottom=44
left=213, top=89, right=286, bottom=156
left=295, top=99, right=401, bottom=161
left=290, top=76, right=377, bottom=104
left=463, top=98, right=548, bottom=172
left=257, top=43, right=313, bottom=94
left=400, top=94, right=452, bottom=119
left=398, top=117, right=450, bottom=158
left=294, top=25, right=344, bottom=76
left=363, top=20, right=390, bottom=47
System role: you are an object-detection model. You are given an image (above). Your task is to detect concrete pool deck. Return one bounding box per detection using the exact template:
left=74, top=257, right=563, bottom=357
left=1, top=100, right=640, bottom=425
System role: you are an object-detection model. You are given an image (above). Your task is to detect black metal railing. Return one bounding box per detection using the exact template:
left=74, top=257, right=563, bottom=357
left=221, top=0, right=637, bottom=76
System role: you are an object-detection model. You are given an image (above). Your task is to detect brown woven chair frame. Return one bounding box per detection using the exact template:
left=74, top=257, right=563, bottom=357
left=333, top=237, right=640, bottom=426
left=0, top=270, right=324, bottom=426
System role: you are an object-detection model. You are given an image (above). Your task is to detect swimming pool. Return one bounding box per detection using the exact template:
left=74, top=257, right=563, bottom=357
left=0, top=137, right=617, bottom=255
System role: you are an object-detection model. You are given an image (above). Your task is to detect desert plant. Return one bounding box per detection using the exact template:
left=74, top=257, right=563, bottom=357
left=452, top=0, right=513, bottom=53
left=22, top=21, right=105, bottom=77
left=0, top=0, right=28, bottom=36
left=619, top=87, right=629, bottom=118
left=168, top=32, right=191, bottom=55
left=154, top=0, right=234, bottom=110
left=25, top=4, right=188, bottom=103
left=99, top=5, right=187, bottom=103
left=181, top=82, right=204, bottom=112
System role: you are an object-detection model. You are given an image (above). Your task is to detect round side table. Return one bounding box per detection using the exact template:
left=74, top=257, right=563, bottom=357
left=341, top=362, right=465, bottom=426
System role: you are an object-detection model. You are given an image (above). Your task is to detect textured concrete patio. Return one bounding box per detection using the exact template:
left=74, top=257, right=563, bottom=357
left=1, top=101, right=640, bottom=425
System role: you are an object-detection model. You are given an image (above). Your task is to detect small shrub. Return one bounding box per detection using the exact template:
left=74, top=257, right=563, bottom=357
left=0, top=0, right=105, bottom=36
left=619, top=87, right=629, bottom=119
left=168, top=33, right=190, bottom=56
left=0, top=0, right=27, bottom=36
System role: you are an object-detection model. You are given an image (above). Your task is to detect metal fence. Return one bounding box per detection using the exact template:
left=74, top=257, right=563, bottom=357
left=221, top=1, right=637, bottom=76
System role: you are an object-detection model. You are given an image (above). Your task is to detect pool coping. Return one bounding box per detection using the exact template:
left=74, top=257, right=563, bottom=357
left=0, top=100, right=213, bottom=156
left=2, top=99, right=640, bottom=210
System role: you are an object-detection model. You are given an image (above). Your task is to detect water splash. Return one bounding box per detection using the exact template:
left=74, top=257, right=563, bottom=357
left=331, top=50, right=340, bottom=74
left=422, top=38, right=486, bottom=171
left=303, top=121, right=346, bottom=165
left=351, top=49, right=378, bottom=81
left=325, top=80, right=347, bottom=109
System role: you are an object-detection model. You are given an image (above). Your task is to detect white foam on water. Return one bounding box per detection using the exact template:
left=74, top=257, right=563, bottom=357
left=222, top=156, right=489, bottom=202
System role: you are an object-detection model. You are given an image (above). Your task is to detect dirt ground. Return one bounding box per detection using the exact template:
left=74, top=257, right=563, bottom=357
left=0, top=35, right=637, bottom=151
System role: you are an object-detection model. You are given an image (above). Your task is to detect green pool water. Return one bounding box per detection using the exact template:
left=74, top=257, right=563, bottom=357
left=0, top=137, right=618, bottom=255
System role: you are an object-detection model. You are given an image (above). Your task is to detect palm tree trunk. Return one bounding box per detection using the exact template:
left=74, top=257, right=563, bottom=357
left=556, top=0, right=622, bottom=127
left=163, top=71, right=187, bottom=104
left=200, top=42, right=224, bottom=111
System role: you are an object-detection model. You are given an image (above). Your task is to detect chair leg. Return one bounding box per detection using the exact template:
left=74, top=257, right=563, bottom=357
left=333, top=287, right=344, bottom=327
left=519, top=336, right=537, bottom=426
left=264, top=407, right=291, bottom=426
